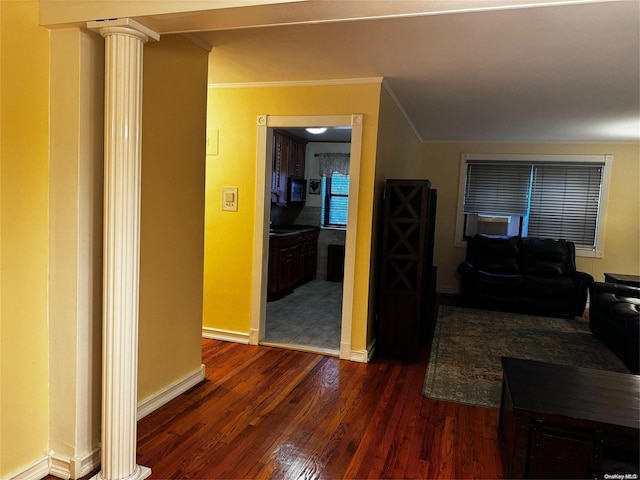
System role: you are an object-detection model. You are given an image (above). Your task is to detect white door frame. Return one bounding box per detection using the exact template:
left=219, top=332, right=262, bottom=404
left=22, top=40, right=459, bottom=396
left=249, top=114, right=363, bottom=360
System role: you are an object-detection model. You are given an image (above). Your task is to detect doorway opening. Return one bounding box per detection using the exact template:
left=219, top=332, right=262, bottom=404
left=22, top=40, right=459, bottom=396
left=263, top=127, right=351, bottom=356
left=250, top=114, right=364, bottom=360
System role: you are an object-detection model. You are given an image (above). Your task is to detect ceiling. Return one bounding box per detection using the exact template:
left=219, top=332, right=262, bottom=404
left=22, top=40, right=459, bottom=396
left=283, top=127, right=352, bottom=143
left=201, top=0, right=639, bottom=143
left=42, top=0, right=640, bottom=143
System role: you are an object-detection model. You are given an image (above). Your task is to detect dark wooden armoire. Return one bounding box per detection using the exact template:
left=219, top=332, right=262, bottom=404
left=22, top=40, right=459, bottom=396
left=378, top=179, right=437, bottom=361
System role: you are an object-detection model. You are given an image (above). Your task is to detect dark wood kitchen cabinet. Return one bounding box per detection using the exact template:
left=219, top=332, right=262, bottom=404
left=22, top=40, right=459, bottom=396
left=300, top=229, right=319, bottom=282
left=271, top=130, right=307, bottom=205
left=268, top=228, right=319, bottom=300
left=274, top=235, right=299, bottom=296
left=287, top=139, right=306, bottom=178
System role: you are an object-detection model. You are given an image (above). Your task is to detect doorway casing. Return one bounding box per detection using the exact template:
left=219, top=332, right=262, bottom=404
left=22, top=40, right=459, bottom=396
left=250, top=114, right=363, bottom=361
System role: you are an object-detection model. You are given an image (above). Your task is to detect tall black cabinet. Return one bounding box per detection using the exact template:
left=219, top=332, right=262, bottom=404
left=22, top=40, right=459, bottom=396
left=378, top=179, right=437, bottom=361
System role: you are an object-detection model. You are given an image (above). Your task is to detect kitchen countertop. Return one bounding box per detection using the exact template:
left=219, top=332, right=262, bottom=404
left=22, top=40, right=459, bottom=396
left=269, top=225, right=320, bottom=237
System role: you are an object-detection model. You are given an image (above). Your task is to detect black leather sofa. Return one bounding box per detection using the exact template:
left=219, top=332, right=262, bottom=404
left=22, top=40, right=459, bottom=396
left=457, top=234, right=593, bottom=317
left=589, top=282, right=640, bottom=374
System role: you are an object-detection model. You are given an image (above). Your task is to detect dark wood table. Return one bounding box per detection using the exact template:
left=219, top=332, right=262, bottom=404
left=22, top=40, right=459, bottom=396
left=499, top=357, right=640, bottom=479
left=604, top=272, right=640, bottom=288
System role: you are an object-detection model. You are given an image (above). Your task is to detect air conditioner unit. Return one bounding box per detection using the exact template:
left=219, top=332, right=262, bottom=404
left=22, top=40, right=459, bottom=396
left=477, top=215, right=510, bottom=236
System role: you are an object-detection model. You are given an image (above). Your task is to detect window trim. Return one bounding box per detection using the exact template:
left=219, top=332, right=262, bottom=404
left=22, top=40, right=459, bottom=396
left=454, top=153, right=612, bottom=258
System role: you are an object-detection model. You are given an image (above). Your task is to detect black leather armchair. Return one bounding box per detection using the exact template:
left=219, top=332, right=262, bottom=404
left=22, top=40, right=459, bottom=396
left=589, top=282, right=640, bottom=374
left=458, top=234, right=593, bottom=317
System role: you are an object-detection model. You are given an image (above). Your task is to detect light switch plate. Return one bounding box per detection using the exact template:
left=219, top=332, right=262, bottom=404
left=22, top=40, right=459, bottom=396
left=222, top=186, right=238, bottom=211
left=206, top=128, right=219, bottom=155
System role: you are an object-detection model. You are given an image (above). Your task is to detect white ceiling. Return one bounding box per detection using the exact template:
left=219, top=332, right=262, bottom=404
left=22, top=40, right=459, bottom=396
left=42, top=0, right=640, bottom=143
left=202, top=0, right=639, bottom=143
left=284, top=127, right=352, bottom=143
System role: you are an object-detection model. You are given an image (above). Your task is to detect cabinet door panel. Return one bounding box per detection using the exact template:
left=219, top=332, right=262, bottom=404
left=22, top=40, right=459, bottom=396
left=528, top=424, right=600, bottom=479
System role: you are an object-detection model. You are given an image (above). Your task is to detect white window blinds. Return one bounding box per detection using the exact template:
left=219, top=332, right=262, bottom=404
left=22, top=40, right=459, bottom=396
left=321, top=173, right=349, bottom=227
left=464, top=162, right=532, bottom=216
left=528, top=164, right=603, bottom=247
left=462, top=160, right=605, bottom=249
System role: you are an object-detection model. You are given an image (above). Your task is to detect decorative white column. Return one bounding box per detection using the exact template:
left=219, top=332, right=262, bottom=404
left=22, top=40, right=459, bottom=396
left=87, top=18, right=159, bottom=480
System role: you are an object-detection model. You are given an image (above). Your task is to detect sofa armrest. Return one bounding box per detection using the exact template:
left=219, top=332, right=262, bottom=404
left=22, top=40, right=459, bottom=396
left=457, top=261, right=477, bottom=276
left=568, top=270, right=593, bottom=288
left=590, top=281, right=640, bottom=299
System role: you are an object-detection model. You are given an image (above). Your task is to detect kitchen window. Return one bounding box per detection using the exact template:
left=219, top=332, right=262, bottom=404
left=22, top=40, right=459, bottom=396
left=455, top=153, right=612, bottom=257
left=321, top=172, right=349, bottom=228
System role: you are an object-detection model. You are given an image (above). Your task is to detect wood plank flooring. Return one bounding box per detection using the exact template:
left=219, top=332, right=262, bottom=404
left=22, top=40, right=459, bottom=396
left=133, top=338, right=504, bottom=479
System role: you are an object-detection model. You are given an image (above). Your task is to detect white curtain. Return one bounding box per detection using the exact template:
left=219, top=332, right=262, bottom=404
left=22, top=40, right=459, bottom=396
left=318, top=153, right=350, bottom=176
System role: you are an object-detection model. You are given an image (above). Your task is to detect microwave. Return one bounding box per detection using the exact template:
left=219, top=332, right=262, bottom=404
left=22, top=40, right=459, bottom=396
left=287, top=177, right=307, bottom=204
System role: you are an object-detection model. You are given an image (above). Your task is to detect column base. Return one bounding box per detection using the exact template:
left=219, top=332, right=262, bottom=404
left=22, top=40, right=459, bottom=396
left=91, top=465, right=151, bottom=480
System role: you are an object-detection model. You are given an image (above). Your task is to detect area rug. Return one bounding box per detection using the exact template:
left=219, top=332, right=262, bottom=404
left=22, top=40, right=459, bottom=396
left=423, top=306, right=629, bottom=409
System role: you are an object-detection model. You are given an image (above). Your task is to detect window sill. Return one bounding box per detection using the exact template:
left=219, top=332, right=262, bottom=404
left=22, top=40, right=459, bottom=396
left=321, top=225, right=347, bottom=232
left=455, top=238, right=603, bottom=258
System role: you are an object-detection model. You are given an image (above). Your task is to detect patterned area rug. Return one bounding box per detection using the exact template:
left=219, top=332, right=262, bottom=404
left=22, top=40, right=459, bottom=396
left=423, top=306, right=629, bottom=408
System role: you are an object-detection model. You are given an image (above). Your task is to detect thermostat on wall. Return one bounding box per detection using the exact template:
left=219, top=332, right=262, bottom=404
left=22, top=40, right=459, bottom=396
left=222, top=187, right=238, bottom=212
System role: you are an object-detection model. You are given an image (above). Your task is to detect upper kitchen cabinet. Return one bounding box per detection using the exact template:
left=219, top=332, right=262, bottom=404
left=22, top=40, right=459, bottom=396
left=271, top=130, right=307, bottom=205
left=288, top=139, right=306, bottom=178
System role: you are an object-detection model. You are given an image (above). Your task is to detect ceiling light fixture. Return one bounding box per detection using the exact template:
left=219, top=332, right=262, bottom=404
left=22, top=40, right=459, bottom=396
left=305, top=127, right=327, bottom=135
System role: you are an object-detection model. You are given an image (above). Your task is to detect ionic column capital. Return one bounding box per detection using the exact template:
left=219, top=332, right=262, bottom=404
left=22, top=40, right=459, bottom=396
left=87, top=18, right=159, bottom=43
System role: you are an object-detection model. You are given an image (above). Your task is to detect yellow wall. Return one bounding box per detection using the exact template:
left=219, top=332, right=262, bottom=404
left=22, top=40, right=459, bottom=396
left=0, top=1, right=51, bottom=475
left=375, top=86, right=424, bottom=183
left=371, top=85, right=424, bottom=345
left=138, top=35, right=209, bottom=400
left=421, top=142, right=640, bottom=292
left=204, top=83, right=381, bottom=351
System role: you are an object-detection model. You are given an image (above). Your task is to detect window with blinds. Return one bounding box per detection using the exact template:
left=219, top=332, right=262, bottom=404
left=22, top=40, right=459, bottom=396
left=528, top=164, right=603, bottom=246
left=464, top=162, right=532, bottom=216
left=321, top=173, right=349, bottom=228
left=459, top=155, right=610, bottom=253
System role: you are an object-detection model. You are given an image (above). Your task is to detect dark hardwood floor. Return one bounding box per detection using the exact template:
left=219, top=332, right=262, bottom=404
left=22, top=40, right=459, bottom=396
left=131, top=335, right=504, bottom=479
left=48, top=296, right=505, bottom=479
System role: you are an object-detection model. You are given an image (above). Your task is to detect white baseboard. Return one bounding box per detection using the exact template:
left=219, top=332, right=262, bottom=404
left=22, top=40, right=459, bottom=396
left=437, top=287, right=460, bottom=295
left=49, top=447, right=101, bottom=480
left=70, top=448, right=101, bottom=479
left=202, top=326, right=250, bottom=344
left=249, top=328, right=260, bottom=345
left=49, top=454, right=71, bottom=480
left=348, top=348, right=369, bottom=363
left=137, top=364, right=206, bottom=420
left=11, top=367, right=206, bottom=480
left=346, top=338, right=376, bottom=363
left=7, top=455, right=49, bottom=480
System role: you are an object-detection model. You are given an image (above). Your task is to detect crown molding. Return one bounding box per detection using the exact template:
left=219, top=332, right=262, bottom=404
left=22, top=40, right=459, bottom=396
left=381, top=78, right=423, bottom=143
left=208, top=77, right=383, bottom=89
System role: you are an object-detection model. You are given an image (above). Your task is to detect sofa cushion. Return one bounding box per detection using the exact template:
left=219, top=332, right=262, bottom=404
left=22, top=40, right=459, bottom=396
left=626, top=313, right=640, bottom=339
left=476, top=271, right=524, bottom=288
left=523, top=275, right=575, bottom=297
left=519, top=238, right=569, bottom=278
left=605, top=303, right=639, bottom=338
left=469, top=235, right=519, bottom=274
left=474, top=271, right=524, bottom=304
left=619, top=296, right=640, bottom=307
left=611, top=302, right=640, bottom=320
left=519, top=260, right=566, bottom=278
